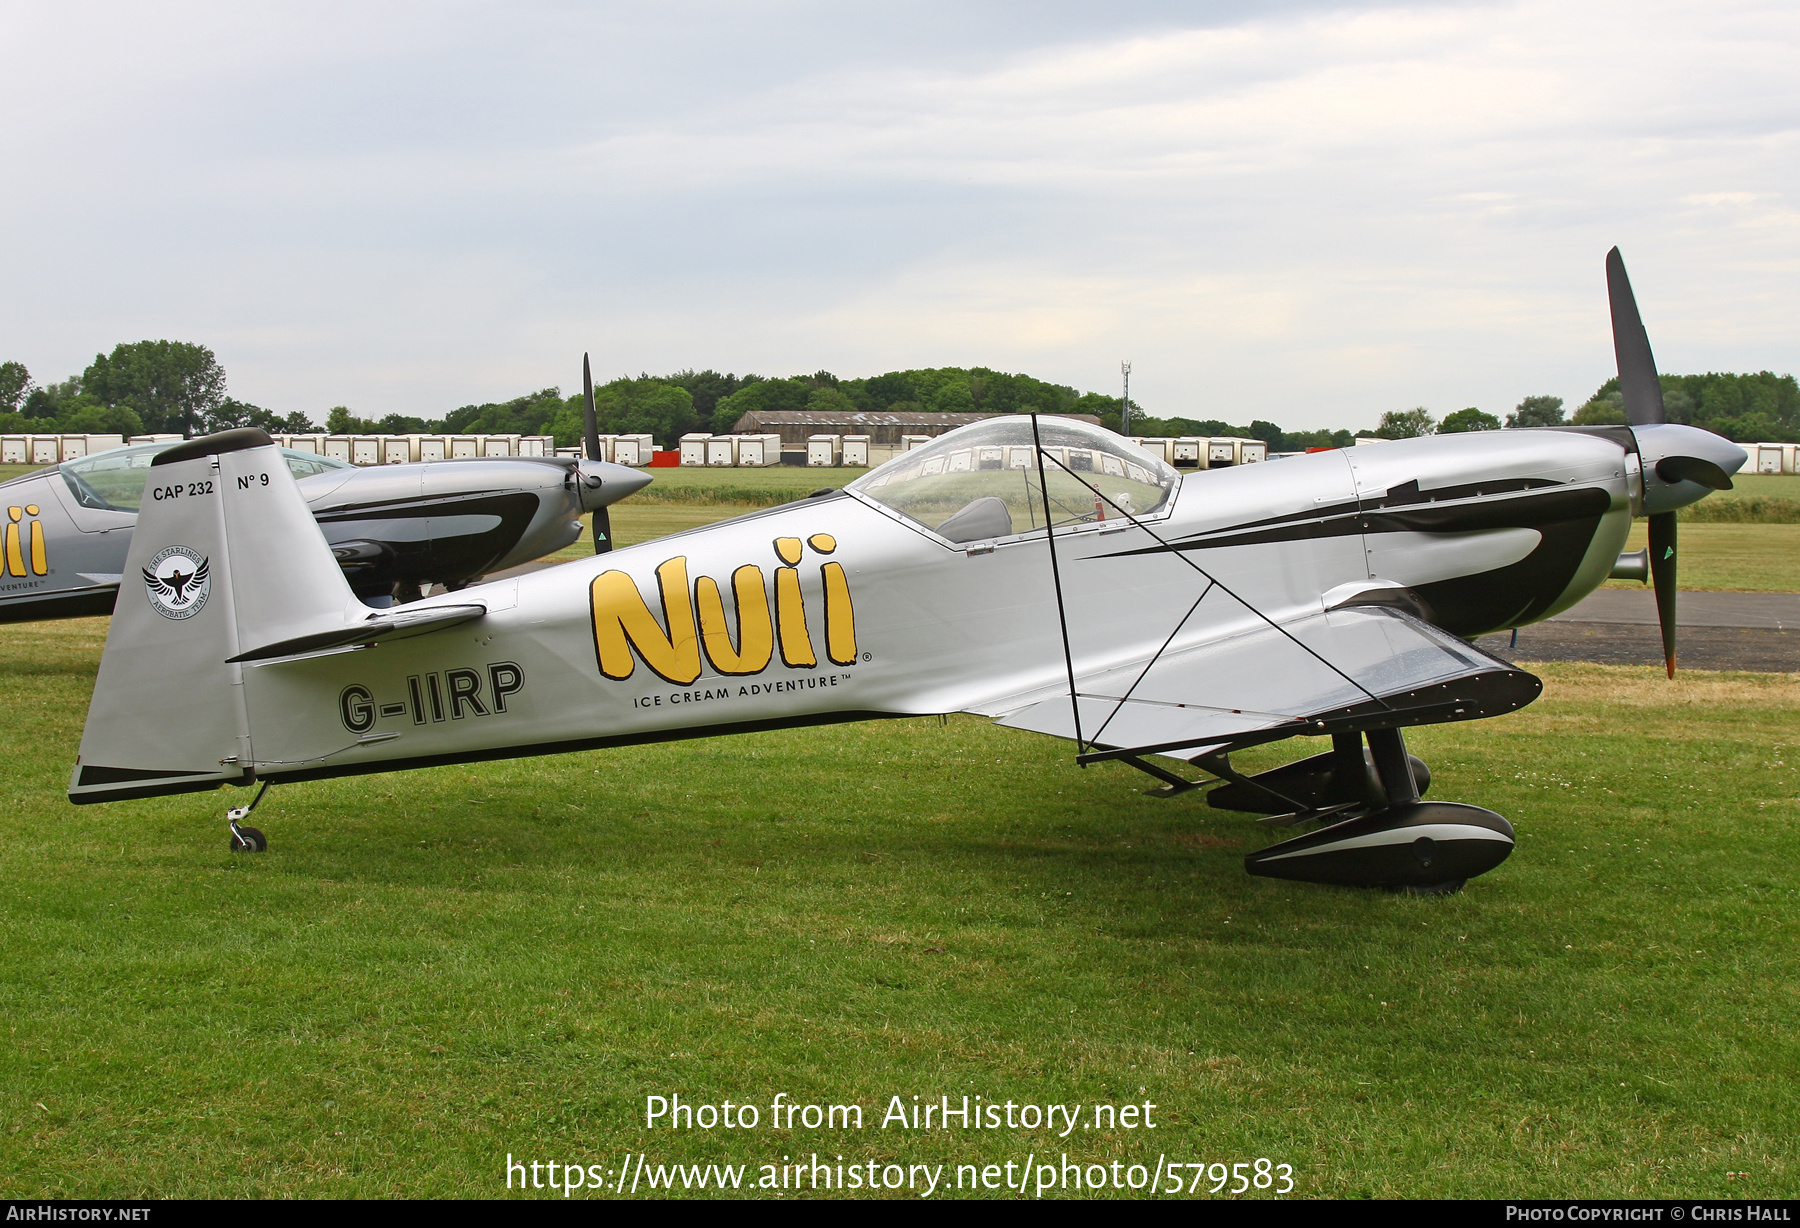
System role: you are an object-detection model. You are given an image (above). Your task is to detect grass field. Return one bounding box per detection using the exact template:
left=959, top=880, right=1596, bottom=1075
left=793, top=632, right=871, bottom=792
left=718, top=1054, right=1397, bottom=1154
left=1601, top=522, right=1800, bottom=592
left=1, top=615, right=1796, bottom=1199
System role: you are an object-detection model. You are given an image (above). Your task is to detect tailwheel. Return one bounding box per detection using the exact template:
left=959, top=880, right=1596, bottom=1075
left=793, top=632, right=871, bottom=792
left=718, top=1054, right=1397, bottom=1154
left=226, top=782, right=272, bottom=853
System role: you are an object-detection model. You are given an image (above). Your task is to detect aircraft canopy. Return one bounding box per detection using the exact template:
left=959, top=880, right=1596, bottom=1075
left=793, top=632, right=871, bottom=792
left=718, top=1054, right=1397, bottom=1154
left=849, top=416, right=1178, bottom=543
left=59, top=442, right=349, bottom=513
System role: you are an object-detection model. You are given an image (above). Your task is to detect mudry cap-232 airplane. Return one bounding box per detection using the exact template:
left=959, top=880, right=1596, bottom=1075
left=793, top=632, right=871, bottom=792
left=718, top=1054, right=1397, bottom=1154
left=0, top=430, right=648, bottom=619
left=67, top=251, right=1744, bottom=893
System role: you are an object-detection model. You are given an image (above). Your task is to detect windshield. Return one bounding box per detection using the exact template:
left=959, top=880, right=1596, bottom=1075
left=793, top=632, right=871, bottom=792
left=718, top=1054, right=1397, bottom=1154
left=848, top=417, right=1178, bottom=543
left=60, top=442, right=351, bottom=512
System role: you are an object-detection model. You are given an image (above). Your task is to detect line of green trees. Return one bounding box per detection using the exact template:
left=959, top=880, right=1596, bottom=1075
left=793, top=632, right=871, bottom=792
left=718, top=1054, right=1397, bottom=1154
left=1340, top=373, right=1800, bottom=443
left=7, top=341, right=1797, bottom=452
left=0, top=342, right=315, bottom=441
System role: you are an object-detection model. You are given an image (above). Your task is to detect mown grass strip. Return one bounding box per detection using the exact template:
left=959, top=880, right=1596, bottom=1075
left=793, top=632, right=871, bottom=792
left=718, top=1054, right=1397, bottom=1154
left=0, top=614, right=1795, bottom=1198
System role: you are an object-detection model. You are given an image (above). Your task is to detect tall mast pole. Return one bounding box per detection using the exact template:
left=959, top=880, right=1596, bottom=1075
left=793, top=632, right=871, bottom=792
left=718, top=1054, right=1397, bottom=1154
left=1121, top=361, right=1132, bottom=436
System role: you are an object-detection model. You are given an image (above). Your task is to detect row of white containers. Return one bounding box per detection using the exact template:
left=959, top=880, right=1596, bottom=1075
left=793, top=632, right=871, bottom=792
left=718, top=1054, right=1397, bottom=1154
left=2, top=431, right=676, bottom=467
left=0, top=433, right=134, bottom=464
left=881, top=442, right=1160, bottom=481
left=18, top=426, right=1784, bottom=474
left=894, top=433, right=1268, bottom=468
left=802, top=435, right=872, bottom=467
left=548, top=434, right=660, bottom=465
left=273, top=433, right=562, bottom=465
left=1126, top=436, right=1268, bottom=467
left=675, top=433, right=788, bottom=467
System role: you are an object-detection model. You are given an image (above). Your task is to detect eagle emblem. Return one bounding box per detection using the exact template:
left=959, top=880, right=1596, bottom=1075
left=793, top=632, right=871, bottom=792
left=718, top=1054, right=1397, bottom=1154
left=143, top=546, right=211, bottom=619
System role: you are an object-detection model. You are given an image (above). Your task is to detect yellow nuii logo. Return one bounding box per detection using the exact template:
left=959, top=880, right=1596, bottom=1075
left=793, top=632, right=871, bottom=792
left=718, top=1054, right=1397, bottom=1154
left=4, top=505, right=47, bottom=577
left=591, top=535, right=856, bottom=685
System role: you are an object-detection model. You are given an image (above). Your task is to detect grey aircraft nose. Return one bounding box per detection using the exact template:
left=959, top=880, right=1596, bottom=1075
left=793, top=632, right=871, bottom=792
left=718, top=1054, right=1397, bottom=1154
left=573, top=459, right=655, bottom=511
left=1633, top=423, right=1749, bottom=515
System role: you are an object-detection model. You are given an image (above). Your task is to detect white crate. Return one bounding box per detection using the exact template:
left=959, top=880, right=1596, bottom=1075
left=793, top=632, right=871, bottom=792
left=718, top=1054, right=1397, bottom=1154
left=484, top=434, right=519, bottom=457
left=901, top=434, right=932, bottom=452
left=31, top=437, right=61, bottom=464
left=706, top=437, right=739, bottom=467
left=679, top=433, right=712, bottom=466
left=807, top=435, right=841, bottom=467
left=616, top=434, right=656, bottom=466
left=1752, top=443, right=1794, bottom=475
left=1172, top=437, right=1204, bottom=468
left=1239, top=439, right=1267, bottom=464
left=416, top=436, right=446, bottom=461
left=737, top=434, right=781, bottom=466
left=350, top=435, right=382, bottom=466
left=841, top=434, right=870, bottom=467
left=448, top=435, right=480, bottom=458
left=58, top=435, right=89, bottom=460
left=1207, top=438, right=1238, bottom=466
left=84, top=433, right=126, bottom=455
left=1131, top=437, right=1176, bottom=464
left=286, top=434, right=323, bottom=454
left=1, top=436, right=26, bottom=464
left=324, top=436, right=353, bottom=462
left=519, top=435, right=554, bottom=457
left=555, top=446, right=583, bottom=459
left=381, top=436, right=414, bottom=464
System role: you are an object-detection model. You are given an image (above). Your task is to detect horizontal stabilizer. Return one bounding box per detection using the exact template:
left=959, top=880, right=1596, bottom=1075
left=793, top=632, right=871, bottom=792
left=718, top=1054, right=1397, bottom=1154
left=228, top=602, right=487, bottom=662
left=990, top=605, right=1538, bottom=760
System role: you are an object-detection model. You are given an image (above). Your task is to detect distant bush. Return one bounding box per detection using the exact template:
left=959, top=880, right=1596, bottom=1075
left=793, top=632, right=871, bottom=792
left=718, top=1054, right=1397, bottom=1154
left=630, top=484, right=807, bottom=508
left=1681, top=496, right=1800, bottom=524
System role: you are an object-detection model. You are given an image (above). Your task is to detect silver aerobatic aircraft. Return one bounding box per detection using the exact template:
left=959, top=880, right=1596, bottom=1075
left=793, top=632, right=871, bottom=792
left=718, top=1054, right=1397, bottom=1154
left=0, top=436, right=647, bottom=619
left=66, top=251, right=1744, bottom=894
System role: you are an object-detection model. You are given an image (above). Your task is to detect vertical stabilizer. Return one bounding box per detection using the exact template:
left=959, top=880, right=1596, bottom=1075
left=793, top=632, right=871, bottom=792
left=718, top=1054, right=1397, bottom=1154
left=70, top=429, right=363, bottom=803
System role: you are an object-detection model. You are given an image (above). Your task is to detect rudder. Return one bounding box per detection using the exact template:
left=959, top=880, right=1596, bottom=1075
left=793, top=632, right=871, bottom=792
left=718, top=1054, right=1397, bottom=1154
left=70, top=429, right=364, bottom=803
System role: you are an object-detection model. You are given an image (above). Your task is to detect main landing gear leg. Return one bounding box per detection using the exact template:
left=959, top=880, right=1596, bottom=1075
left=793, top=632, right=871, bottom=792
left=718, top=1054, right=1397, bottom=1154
left=227, top=781, right=271, bottom=853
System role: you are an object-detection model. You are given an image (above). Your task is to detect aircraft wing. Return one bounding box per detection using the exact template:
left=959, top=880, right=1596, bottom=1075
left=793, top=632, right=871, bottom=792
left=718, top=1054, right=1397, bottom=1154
left=984, top=605, right=1539, bottom=761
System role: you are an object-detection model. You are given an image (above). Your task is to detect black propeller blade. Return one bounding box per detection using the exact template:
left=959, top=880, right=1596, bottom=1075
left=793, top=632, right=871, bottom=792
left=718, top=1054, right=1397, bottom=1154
left=1648, top=512, right=1678, bottom=678
left=1606, top=247, right=1667, bottom=427
left=1612, top=243, right=1663, bottom=424
left=582, top=353, right=612, bottom=555
left=1608, top=247, right=1683, bottom=675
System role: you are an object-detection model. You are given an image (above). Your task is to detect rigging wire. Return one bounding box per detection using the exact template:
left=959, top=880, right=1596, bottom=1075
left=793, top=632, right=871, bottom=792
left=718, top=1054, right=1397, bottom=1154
left=1030, top=442, right=1392, bottom=725
left=1029, top=413, right=1087, bottom=757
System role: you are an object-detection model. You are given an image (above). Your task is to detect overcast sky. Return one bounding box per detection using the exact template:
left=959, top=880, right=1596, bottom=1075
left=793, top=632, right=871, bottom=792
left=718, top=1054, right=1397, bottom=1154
left=2, top=0, right=1796, bottom=428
